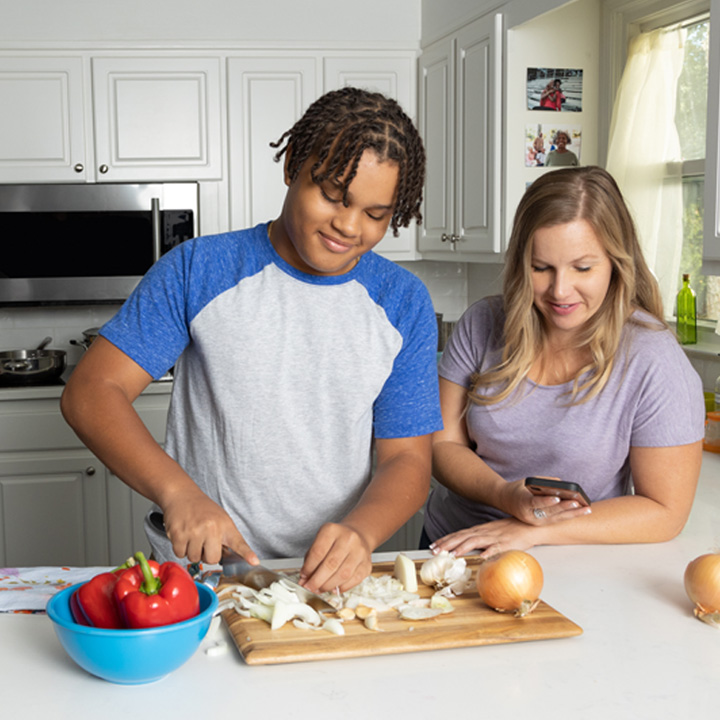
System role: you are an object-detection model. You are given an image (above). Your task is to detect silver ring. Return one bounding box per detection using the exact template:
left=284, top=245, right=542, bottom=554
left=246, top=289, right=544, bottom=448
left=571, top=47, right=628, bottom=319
left=533, top=508, right=546, bottom=520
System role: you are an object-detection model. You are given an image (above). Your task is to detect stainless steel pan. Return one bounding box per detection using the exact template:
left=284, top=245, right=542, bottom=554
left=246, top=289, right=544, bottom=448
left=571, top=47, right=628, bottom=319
left=0, top=337, right=67, bottom=386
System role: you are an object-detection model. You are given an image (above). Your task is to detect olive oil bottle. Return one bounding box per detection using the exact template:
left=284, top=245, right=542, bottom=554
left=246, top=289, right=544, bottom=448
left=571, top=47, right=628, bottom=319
left=676, top=273, right=697, bottom=345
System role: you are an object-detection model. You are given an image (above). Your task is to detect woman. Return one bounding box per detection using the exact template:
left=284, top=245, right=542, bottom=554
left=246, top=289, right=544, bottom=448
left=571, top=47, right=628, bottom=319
left=545, top=130, right=579, bottom=167
left=424, top=166, right=705, bottom=559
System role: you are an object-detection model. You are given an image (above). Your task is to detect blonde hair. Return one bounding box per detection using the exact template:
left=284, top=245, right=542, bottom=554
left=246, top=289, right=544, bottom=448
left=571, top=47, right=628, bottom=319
left=469, top=166, right=664, bottom=407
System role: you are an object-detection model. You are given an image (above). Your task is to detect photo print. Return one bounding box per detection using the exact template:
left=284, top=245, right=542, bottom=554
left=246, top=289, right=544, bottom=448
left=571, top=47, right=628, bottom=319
left=525, top=124, right=582, bottom=168
left=527, top=68, right=583, bottom=112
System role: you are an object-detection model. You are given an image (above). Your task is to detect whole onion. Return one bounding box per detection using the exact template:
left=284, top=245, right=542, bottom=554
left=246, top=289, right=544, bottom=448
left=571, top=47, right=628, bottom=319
left=684, top=553, right=720, bottom=627
left=476, top=550, right=543, bottom=617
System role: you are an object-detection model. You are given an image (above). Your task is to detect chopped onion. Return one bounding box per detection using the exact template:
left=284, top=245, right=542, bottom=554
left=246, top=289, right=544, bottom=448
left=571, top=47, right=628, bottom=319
left=475, top=550, right=543, bottom=617
left=397, top=605, right=443, bottom=621
left=322, top=618, right=346, bottom=636
left=684, top=553, right=720, bottom=627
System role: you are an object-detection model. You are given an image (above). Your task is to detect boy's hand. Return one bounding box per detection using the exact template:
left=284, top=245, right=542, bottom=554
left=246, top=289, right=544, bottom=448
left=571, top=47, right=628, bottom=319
left=162, top=494, right=258, bottom=566
left=298, top=522, right=372, bottom=594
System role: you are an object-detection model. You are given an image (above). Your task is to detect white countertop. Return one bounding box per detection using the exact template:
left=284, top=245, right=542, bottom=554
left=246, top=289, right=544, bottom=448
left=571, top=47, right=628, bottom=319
left=3, top=452, right=720, bottom=719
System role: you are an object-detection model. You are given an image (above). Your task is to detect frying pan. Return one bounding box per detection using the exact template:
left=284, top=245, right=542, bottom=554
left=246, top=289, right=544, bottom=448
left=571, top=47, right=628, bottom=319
left=0, top=336, right=67, bottom=386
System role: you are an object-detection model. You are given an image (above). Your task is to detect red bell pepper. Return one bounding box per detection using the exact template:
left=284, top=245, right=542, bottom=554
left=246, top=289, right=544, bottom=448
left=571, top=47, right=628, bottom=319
left=113, top=551, right=200, bottom=629
left=70, top=558, right=137, bottom=628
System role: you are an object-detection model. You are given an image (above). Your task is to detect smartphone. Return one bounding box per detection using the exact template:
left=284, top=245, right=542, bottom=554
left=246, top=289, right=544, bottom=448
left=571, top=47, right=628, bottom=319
left=525, top=476, right=591, bottom=506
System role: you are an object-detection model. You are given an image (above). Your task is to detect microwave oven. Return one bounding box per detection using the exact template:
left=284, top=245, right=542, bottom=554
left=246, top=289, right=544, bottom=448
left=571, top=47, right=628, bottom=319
left=0, top=183, right=198, bottom=305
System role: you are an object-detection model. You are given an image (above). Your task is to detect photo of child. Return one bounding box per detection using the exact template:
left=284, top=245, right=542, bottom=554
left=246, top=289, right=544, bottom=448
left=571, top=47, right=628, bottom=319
left=525, top=124, right=582, bottom=167
left=527, top=68, right=583, bottom=112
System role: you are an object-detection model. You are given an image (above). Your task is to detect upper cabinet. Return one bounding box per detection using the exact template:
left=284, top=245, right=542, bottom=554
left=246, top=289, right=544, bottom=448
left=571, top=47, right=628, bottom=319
left=704, top=0, right=720, bottom=276
left=227, top=55, right=318, bottom=230
left=91, top=57, right=222, bottom=182
left=0, top=56, right=86, bottom=183
left=0, top=54, right=222, bottom=183
left=418, top=13, right=503, bottom=262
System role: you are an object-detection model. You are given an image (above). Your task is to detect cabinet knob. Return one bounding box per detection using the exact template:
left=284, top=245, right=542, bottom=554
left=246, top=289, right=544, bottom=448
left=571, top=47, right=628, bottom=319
left=441, top=233, right=460, bottom=251
left=98, top=164, right=109, bottom=174
left=85, top=466, right=97, bottom=476
left=73, top=163, right=84, bottom=173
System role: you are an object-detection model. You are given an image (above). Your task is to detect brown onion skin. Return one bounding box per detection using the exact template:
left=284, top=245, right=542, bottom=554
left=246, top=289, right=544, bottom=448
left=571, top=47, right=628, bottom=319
left=475, top=550, right=543, bottom=614
left=684, top=553, right=720, bottom=614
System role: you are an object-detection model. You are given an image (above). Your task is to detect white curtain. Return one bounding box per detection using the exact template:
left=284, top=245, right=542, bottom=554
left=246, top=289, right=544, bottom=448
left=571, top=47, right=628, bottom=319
left=606, top=27, right=687, bottom=318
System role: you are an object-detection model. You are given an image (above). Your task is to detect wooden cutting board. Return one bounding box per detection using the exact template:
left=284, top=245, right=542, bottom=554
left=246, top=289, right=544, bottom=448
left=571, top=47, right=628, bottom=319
left=220, top=557, right=582, bottom=665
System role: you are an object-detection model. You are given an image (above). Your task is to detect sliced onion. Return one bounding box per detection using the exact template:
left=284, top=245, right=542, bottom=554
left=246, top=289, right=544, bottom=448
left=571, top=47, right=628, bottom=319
left=475, top=550, right=543, bottom=617
left=684, top=553, right=720, bottom=627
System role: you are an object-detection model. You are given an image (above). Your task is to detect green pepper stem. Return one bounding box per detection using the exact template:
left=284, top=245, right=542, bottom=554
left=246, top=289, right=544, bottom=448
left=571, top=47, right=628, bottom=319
left=134, top=551, right=162, bottom=595
left=110, top=556, right=136, bottom=573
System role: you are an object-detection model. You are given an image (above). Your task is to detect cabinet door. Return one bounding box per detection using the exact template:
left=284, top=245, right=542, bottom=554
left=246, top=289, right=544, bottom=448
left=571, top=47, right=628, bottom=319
left=455, top=14, right=503, bottom=257
left=703, top=0, right=720, bottom=275
left=418, top=14, right=504, bottom=261
left=0, top=56, right=88, bottom=182
left=324, top=54, right=420, bottom=259
left=227, top=56, right=317, bottom=229
left=418, top=38, right=455, bottom=253
left=0, top=453, right=108, bottom=567
left=92, top=57, right=222, bottom=182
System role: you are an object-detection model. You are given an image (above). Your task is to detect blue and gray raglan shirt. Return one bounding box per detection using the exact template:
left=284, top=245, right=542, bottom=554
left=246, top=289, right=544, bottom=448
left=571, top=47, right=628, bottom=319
left=100, top=222, right=442, bottom=560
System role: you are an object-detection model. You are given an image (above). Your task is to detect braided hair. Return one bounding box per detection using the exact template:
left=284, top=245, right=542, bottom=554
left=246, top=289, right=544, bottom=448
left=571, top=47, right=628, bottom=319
left=270, top=87, right=425, bottom=236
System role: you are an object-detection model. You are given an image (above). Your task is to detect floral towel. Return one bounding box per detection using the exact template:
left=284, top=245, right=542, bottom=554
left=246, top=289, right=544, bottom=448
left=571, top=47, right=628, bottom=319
left=0, top=566, right=113, bottom=613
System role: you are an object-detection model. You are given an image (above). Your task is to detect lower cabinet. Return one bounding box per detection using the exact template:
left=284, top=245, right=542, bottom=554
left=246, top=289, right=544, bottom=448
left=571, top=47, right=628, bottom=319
left=0, top=387, right=168, bottom=567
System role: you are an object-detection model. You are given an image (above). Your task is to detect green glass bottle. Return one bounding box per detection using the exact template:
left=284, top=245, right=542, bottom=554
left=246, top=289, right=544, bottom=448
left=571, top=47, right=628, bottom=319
left=677, top=273, right=697, bottom=345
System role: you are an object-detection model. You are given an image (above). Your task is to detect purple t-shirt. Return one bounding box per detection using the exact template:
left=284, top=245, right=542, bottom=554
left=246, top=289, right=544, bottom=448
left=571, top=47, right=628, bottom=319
left=424, top=296, right=706, bottom=541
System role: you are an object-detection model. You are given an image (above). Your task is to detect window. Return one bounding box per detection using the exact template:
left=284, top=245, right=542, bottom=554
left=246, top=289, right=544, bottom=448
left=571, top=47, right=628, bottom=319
left=606, top=0, right=719, bottom=324
left=675, top=17, right=720, bottom=321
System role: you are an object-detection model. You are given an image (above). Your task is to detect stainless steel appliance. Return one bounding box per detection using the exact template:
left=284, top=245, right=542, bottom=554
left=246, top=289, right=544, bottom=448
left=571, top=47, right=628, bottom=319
left=0, top=183, right=198, bottom=305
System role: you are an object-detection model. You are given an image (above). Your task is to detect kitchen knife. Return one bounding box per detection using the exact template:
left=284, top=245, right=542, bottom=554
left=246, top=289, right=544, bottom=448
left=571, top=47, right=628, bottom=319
left=148, top=511, right=336, bottom=613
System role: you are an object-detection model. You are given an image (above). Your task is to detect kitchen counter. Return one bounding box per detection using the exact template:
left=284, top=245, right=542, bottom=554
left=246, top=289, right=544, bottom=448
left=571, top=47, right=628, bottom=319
left=3, top=452, right=720, bottom=719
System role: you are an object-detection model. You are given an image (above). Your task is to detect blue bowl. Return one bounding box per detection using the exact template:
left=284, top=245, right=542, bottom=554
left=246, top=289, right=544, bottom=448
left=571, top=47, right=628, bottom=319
left=46, top=581, right=218, bottom=684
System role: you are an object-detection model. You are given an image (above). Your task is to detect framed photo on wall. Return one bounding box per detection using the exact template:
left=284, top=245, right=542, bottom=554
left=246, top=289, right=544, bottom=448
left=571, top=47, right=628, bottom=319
left=527, top=68, right=583, bottom=112
left=525, top=124, right=583, bottom=167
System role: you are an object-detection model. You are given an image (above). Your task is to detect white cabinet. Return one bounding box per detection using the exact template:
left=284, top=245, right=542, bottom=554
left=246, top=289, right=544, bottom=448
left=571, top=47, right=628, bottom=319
left=0, top=55, right=222, bottom=184
left=91, top=57, right=222, bottom=182
left=0, top=387, right=170, bottom=567
left=0, top=56, right=87, bottom=183
left=226, top=52, right=419, bottom=260
left=704, top=0, right=720, bottom=276
left=227, top=56, right=317, bottom=230
left=418, top=13, right=503, bottom=262
left=0, top=451, right=109, bottom=567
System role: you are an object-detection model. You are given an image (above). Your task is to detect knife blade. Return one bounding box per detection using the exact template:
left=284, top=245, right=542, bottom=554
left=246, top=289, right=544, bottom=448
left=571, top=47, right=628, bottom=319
left=147, top=511, right=336, bottom=613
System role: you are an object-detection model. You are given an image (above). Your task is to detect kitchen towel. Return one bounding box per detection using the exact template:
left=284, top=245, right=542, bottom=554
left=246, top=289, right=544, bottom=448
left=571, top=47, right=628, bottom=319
left=0, top=566, right=113, bottom=613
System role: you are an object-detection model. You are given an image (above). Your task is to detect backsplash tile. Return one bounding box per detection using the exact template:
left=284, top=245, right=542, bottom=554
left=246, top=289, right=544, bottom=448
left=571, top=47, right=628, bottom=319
left=0, top=305, right=120, bottom=365
left=398, top=260, right=468, bottom=321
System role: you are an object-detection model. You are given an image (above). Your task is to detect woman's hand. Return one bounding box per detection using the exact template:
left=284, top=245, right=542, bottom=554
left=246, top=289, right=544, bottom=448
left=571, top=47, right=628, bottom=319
left=500, top=478, right=589, bottom=525
left=431, top=495, right=592, bottom=559
left=299, top=522, right=373, bottom=594
left=431, top=517, right=538, bottom=559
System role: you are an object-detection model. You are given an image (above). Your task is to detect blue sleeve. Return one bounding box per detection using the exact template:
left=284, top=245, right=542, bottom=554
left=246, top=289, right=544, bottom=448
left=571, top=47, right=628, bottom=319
left=100, top=243, right=194, bottom=379
left=372, top=274, right=443, bottom=439
left=100, top=229, right=265, bottom=379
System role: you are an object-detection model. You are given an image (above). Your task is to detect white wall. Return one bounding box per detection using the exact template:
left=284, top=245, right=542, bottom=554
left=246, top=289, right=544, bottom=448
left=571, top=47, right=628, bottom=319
left=0, top=0, right=421, bottom=46
left=420, top=0, right=577, bottom=46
